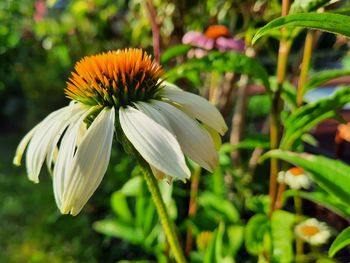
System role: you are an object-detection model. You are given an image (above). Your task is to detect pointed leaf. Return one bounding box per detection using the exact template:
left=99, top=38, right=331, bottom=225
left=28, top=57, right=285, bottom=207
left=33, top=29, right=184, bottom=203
left=204, top=222, right=225, bottom=263
left=285, top=189, right=350, bottom=219
left=304, top=69, right=350, bottom=95
left=160, top=44, right=192, bottom=64
left=329, top=226, right=350, bottom=257
left=253, top=13, right=350, bottom=44
left=110, top=192, right=133, bottom=223
left=281, top=87, right=350, bottom=149
left=93, top=219, right=143, bottom=243
left=290, top=0, right=332, bottom=13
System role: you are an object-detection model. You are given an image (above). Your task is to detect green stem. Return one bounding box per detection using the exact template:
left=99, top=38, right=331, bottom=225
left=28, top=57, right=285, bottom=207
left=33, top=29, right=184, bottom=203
left=269, top=0, right=291, bottom=217
left=209, top=71, right=220, bottom=104
left=141, top=165, right=187, bottom=263
left=294, top=192, right=304, bottom=256
left=185, top=166, right=201, bottom=255
left=296, top=31, right=314, bottom=107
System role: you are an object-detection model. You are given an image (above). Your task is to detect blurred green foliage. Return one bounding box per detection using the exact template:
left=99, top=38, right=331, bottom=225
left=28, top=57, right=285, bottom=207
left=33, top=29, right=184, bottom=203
left=3, top=0, right=350, bottom=262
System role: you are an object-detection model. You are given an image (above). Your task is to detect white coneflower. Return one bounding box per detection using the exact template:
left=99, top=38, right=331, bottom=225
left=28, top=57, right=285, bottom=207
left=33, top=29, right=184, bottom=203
left=277, top=167, right=312, bottom=190
left=295, top=218, right=331, bottom=245
left=14, top=48, right=227, bottom=216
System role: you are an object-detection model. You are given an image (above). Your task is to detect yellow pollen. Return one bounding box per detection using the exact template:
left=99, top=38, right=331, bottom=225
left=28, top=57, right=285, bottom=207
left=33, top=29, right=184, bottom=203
left=65, top=48, right=164, bottom=107
left=301, top=225, right=320, bottom=236
left=289, top=167, right=304, bottom=176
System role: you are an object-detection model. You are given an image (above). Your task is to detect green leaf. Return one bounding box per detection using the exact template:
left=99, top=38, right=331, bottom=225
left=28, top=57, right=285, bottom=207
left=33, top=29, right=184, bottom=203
left=110, top=192, right=133, bottom=223
left=271, top=210, right=295, bottom=263
left=329, top=226, right=350, bottom=257
left=120, top=176, right=143, bottom=196
left=285, top=189, right=350, bottom=219
left=165, top=51, right=270, bottom=90
left=93, top=219, right=143, bottom=244
left=204, top=222, right=225, bottom=263
left=260, top=150, right=350, bottom=203
left=160, top=44, right=192, bottom=64
left=245, top=214, right=270, bottom=255
left=304, top=69, right=350, bottom=95
left=290, top=0, right=332, bottom=13
left=227, top=225, right=245, bottom=256
left=253, top=13, right=350, bottom=44
left=224, top=137, right=270, bottom=152
left=198, top=192, right=240, bottom=223
left=281, top=87, right=350, bottom=149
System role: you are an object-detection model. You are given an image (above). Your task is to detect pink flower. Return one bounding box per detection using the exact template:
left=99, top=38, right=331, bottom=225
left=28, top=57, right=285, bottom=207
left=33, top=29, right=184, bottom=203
left=182, top=25, right=245, bottom=58
left=215, top=37, right=245, bottom=52
left=182, top=31, right=214, bottom=50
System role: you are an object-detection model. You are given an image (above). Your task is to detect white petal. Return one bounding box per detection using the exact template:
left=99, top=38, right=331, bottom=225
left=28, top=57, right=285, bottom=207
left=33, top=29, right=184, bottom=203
left=151, top=100, right=218, bottom=172
left=134, top=101, right=174, bottom=133
left=46, top=103, right=88, bottom=172
left=13, top=126, right=38, bottom=166
left=56, top=107, right=115, bottom=215
left=119, top=106, right=190, bottom=180
left=161, top=84, right=228, bottom=135
left=53, top=112, right=86, bottom=208
left=24, top=104, right=84, bottom=183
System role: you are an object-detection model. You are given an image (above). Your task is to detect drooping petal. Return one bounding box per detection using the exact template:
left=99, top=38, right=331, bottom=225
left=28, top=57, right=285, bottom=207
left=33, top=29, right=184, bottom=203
left=161, top=85, right=228, bottom=135
left=53, top=111, right=86, bottom=209
left=13, top=126, right=38, bottom=166
left=134, top=101, right=174, bottom=133
left=119, top=106, right=190, bottom=181
left=23, top=103, right=86, bottom=183
left=56, top=107, right=115, bottom=215
left=46, top=103, right=89, bottom=172
left=150, top=100, right=218, bottom=172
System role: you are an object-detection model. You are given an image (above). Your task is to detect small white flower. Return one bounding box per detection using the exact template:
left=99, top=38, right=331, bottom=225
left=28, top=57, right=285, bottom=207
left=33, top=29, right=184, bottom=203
left=295, top=218, right=331, bottom=245
left=14, top=49, right=227, bottom=215
left=277, top=167, right=312, bottom=190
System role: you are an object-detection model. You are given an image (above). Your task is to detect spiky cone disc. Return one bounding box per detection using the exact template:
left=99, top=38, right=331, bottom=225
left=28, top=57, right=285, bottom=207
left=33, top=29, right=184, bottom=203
left=65, top=49, right=164, bottom=108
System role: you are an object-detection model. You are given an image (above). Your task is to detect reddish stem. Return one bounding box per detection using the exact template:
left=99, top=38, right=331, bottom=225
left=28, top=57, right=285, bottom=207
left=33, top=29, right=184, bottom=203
left=145, top=0, right=160, bottom=63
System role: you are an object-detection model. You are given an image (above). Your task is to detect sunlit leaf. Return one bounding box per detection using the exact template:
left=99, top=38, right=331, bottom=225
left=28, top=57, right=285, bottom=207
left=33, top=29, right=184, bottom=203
left=93, top=219, right=143, bottom=243
left=111, top=192, right=133, bottom=223
left=281, top=87, right=350, bottom=149
left=329, top=226, right=350, bottom=257
left=304, top=69, right=350, bottom=95
left=290, top=0, right=332, bottom=13
left=260, top=150, right=350, bottom=203
left=119, top=176, right=143, bottom=196
left=227, top=225, right=245, bottom=256
left=160, top=44, right=192, bottom=64
left=253, top=13, right=350, bottom=44
left=204, top=222, right=224, bottom=263
left=245, top=214, right=270, bottom=255
left=271, top=210, right=295, bottom=263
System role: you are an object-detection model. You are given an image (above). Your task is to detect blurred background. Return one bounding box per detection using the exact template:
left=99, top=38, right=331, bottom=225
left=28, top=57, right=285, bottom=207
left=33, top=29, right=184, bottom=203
left=1, top=0, right=350, bottom=262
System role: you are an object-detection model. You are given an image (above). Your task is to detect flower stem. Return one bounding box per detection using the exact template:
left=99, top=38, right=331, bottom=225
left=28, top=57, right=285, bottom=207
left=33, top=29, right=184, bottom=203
left=185, top=166, right=202, bottom=255
left=294, top=192, right=304, bottom=256
left=145, top=0, right=161, bottom=63
left=141, top=165, right=187, bottom=263
left=268, top=0, right=291, bottom=217
left=296, top=31, right=314, bottom=107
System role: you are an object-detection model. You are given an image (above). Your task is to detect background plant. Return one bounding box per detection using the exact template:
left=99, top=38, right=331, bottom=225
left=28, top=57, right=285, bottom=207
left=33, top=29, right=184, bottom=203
left=3, top=0, right=350, bottom=262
